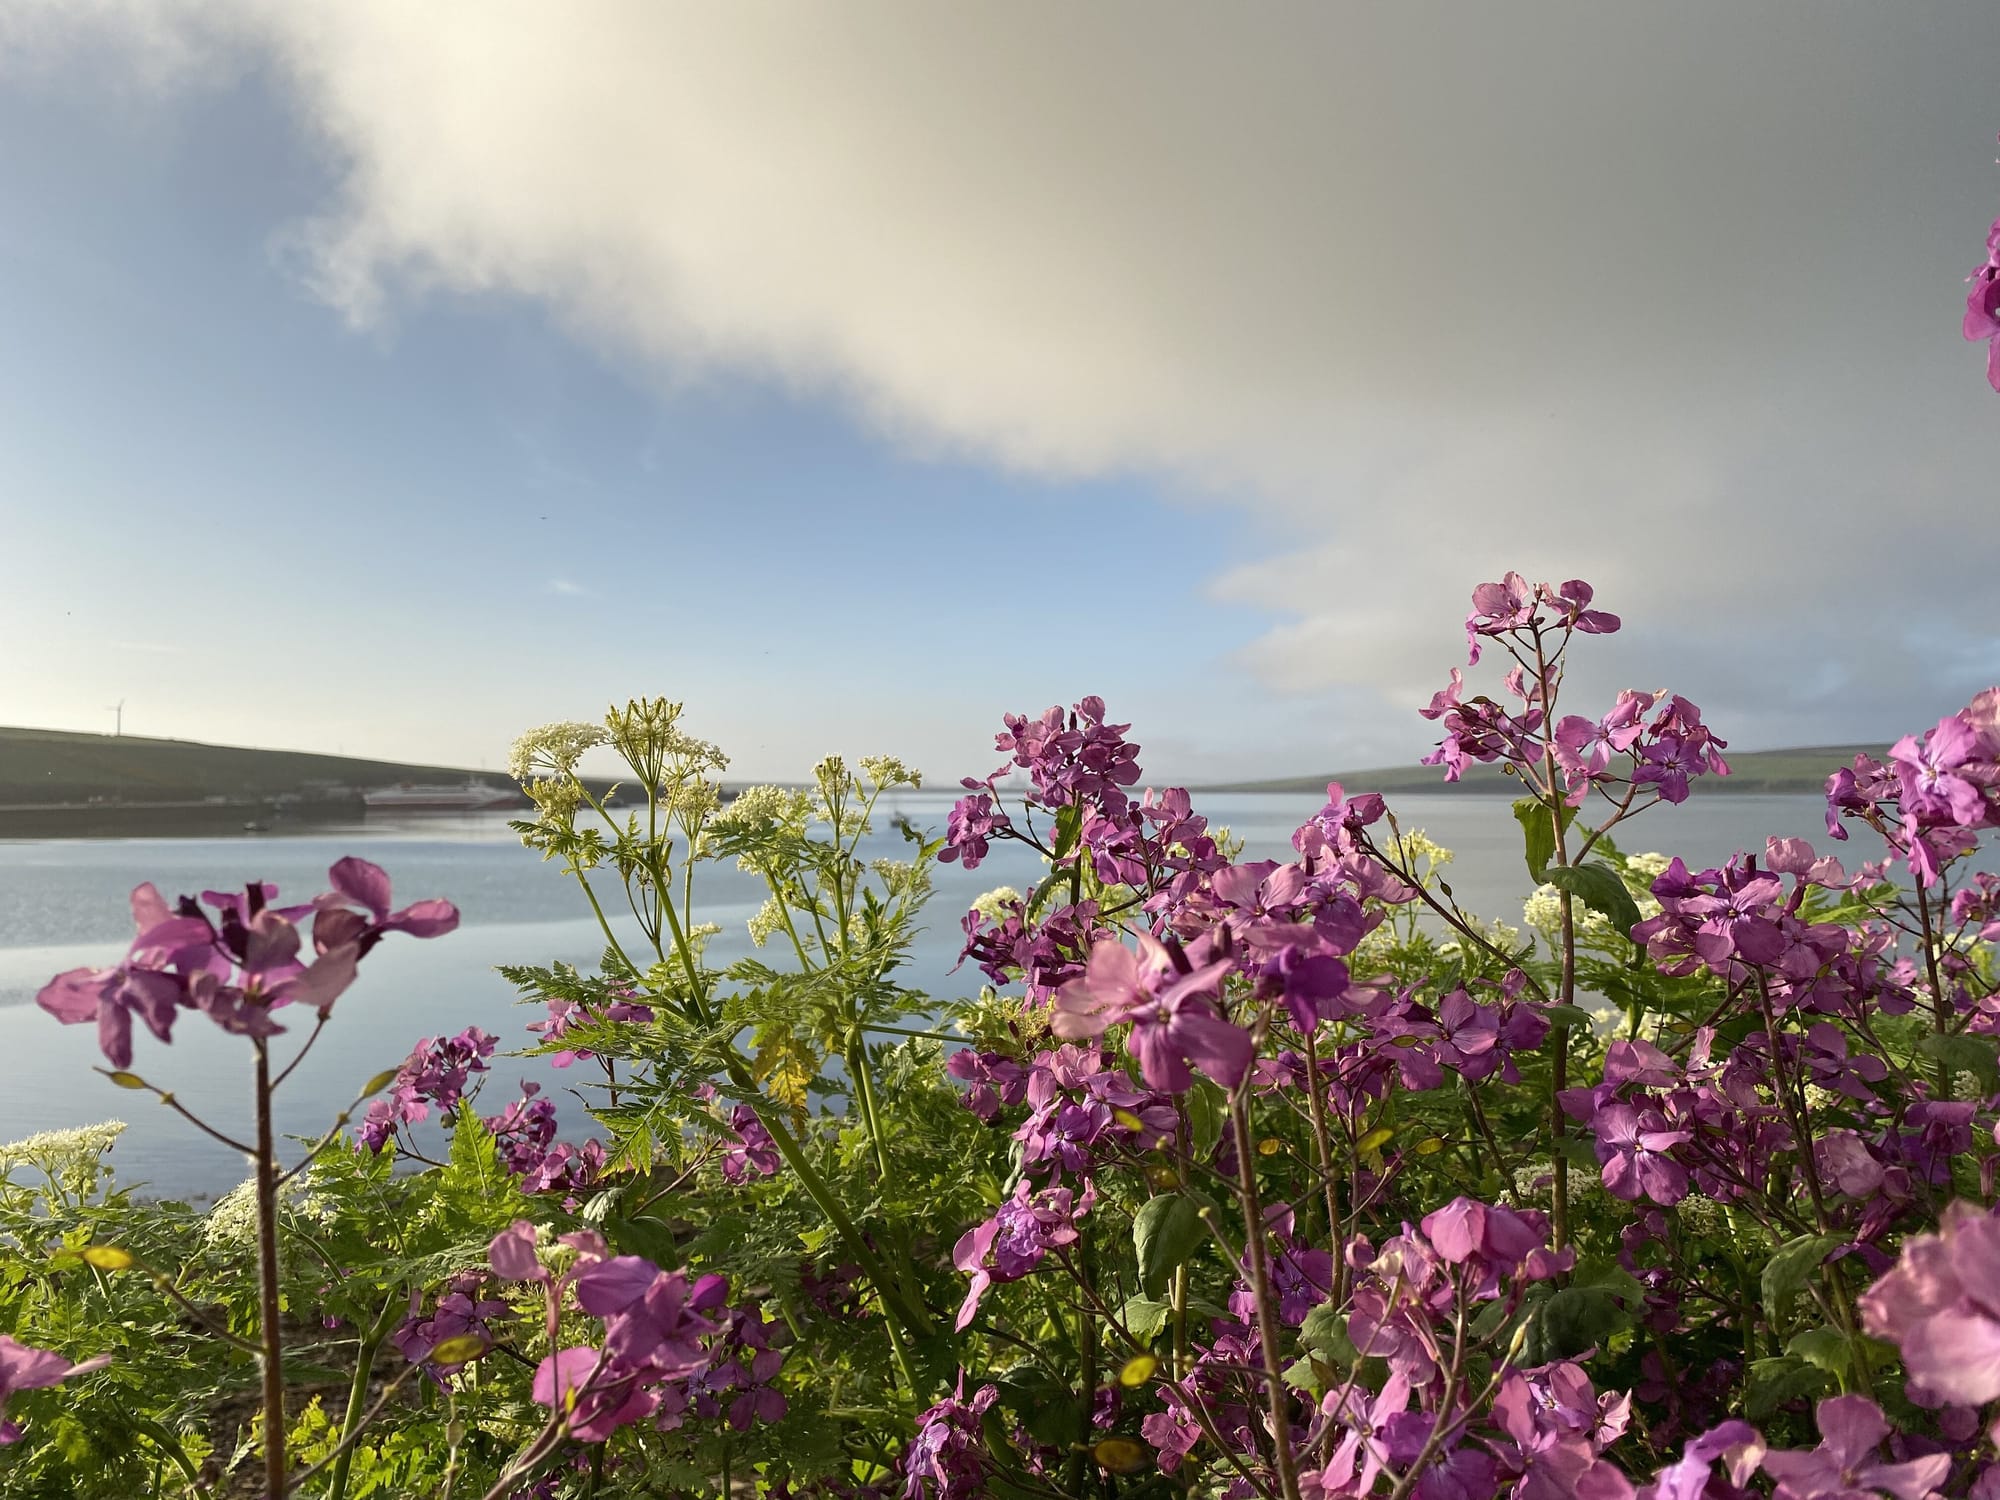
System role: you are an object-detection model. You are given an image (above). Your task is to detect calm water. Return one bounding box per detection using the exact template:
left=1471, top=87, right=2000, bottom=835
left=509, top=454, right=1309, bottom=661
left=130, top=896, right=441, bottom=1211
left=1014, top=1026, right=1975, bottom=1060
left=0, top=791, right=1847, bottom=1196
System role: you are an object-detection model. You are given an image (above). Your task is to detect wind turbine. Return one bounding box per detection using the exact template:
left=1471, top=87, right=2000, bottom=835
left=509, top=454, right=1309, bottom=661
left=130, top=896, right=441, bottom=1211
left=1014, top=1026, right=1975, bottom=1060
left=108, top=700, right=124, bottom=737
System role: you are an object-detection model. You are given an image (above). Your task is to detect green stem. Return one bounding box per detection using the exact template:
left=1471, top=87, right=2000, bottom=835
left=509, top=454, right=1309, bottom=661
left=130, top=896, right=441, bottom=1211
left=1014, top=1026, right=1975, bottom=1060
left=1533, top=630, right=1575, bottom=1251
left=324, top=1291, right=401, bottom=1500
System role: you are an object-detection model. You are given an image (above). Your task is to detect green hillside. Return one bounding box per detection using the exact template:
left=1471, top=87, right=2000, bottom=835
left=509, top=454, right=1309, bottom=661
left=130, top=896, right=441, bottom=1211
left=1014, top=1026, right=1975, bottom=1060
left=0, top=725, right=516, bottom=806
left=1203, top=743, right=1886, bottom=797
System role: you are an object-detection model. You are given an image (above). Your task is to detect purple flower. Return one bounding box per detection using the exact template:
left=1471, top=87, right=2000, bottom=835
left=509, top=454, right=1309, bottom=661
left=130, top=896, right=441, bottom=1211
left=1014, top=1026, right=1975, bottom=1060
left=721, top=1104, right=780, bottom=1183
left=1861, top=1199, right=2000, bottom=1404
left=944, top=1049, right=1028, bottom=1122
left=1759, top=1395, right=1949, bottom=1499
left=939, top=792, right=1004, bottom=869
left=393, top=1272, right=509, bottom=1376
left=1966, top=204, right=2000, bottom=393
left=488, top=1220, right=546, bottom=1282
left=357, top=1028, right=498, bottom=1154
left=527, top=992, right=655, bottom=1068
left=1050, top=934, right=1249, bottom=1092
left=485, top=1081, right=559, bottom=1174
left=951, top=1180, right=1089, bottom=1330
left=1591, top=1102, right=1690, bottom=1205
left=38, top=861, right=456, bottom=1068
left=327, top=856, right=462, bottom=942
left=1890, top=714, right=1990, bottom=828
left=904, top=1380, right=998, bottom=1499
left=0, top=1336, right=109, bottom=1446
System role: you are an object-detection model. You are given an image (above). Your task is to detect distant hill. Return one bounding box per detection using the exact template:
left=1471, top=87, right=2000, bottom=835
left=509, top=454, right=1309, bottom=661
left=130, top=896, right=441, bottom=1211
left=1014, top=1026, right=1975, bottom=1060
left=1201, top=744, right=1885, bottom=797
left=0, top=725, right=519, bottom=808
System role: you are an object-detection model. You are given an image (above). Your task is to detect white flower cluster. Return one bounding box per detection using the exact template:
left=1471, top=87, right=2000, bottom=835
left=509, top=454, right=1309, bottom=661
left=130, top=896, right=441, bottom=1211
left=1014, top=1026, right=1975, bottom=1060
left=1522, top=883, right=1620, bottom=941
left=860, top=755, right=921, bottom=790
left=869, top=858, right=928, bottom=899
left=714, top=785, right=811, bottom=835
left=747, top=894, right=790, bottom=948
left=0, top=1120, right=126, bottom=1180
left=605, top=699, right=730, bottom=777
left=509, top=720, right=610, bottom=782
left=1624, top=851, right=1672, bottom=882
left=204, top=1170, right=326, bottom=1247
left=1391, top=830, right=1455, bottom=868
left=970, top=886, right=1023, bottom=925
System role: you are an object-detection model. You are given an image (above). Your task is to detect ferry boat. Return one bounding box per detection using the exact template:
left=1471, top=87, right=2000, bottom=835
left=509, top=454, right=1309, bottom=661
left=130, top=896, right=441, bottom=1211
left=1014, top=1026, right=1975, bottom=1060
left=361, top=781, right=522, bottom=811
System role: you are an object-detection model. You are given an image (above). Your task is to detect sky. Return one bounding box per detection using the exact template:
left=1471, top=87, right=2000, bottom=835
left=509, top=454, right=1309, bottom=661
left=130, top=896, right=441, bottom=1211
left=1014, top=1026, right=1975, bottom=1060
left=0, top=3, right=1996, bottom=785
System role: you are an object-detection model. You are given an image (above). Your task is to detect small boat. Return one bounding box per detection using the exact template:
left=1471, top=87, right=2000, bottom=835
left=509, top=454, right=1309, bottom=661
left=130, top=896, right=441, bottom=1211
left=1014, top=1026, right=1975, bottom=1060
left=362, top=781, right=522, bottom=811
left=243, top=819, right=269, bottom=833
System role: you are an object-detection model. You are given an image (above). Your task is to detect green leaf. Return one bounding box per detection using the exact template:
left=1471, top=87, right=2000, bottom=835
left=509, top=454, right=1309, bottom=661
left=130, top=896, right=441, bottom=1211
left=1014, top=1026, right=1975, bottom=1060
left=1525, top=1285, right=1629, bottom=1363
left=1917, top=1033, right=2000, bottom=1092
left=1051, top=804, right=1084, bottom=861
left=1185, top=1082, right=1226, bottom=1156
left=1746, top=1355, right=1831, bottom=1420
left=1544, top=861, right=1644, bottom=940
left=1785, top=1326, right=1852, bottom=1376
left=1513, top=797, right=1574, bottom=882
left=1761, top=1233, right=1844, bottom=1325
left=1122, top=1295, right=1172, bottom=1345
left=1134, top=1194, right=1207, bottom=1298
left=1298, top=1301, right=1357, bottom=1366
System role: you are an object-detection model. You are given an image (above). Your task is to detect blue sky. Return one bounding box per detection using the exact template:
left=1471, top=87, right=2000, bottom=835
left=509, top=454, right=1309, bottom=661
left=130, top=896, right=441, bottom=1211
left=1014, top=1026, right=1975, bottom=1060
left=2, top=5, right=1997, bottom=784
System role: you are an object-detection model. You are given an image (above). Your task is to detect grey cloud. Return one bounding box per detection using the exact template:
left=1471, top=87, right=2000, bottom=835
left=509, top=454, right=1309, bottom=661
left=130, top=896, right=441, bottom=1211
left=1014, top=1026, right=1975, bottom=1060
left=15, top=0, right=2000, bottom=757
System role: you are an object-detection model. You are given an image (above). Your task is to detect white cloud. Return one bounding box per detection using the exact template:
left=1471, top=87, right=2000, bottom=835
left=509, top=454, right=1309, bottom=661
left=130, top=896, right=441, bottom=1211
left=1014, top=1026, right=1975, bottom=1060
left=10, top=1, right=1999, bottom=750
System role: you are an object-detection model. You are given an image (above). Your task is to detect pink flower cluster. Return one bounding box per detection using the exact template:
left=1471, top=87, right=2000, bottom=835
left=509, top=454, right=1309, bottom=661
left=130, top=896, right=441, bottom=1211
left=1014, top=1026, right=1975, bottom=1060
left=486, top=1221, right=789, bottom=1443
left=38, top=857, right=458, bottom=1068
left=1826, top=690, right=2000, bottom=884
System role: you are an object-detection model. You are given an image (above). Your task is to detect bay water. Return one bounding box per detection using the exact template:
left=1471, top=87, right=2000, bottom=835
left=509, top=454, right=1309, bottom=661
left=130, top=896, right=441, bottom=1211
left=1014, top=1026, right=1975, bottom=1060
left=0, top=791, right=1846, bottom=1197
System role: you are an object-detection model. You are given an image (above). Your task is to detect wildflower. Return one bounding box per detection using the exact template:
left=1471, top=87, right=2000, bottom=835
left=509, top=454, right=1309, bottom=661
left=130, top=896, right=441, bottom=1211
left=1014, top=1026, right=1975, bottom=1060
left=940, top=792, right=1004, bottom=868
left=0, top=1121, right=126, bottom=1183
left=488, top=1220, right=547, bottom=1283
left=746, top=895, right=788, bottom=947
left=903, top=1380, right=998, bottom=1499
left=508, top=720, right=610, bottom=782
left=325, top=856, right=462, bottom=943
left=1758, top=1394, right=1949, bottom=1499
left=205, top=1171, right=325, bottom=1246
left=0, top=1336, right=110, bottom=1446
left=1050, top=934, right=1250, bottom=1092
left=485, top=1082, right=559, bottom=1176
left=1591, top=1102, right=1691, bottom=1206
left=860, top=754, right=921, bottom=789
left=1861, top=1199, right=2000, bottom=1403
left=39, top=863, right=456, bottom=1067
left=357, top=1028, right=497, bottom=1153
left=1967, top=199, right=2000, bottom=393
left=952, top=1180, right=1089, bottom=1329
left=720, top=1105, right=779, bottom=1183
left=969, top=886, right=1022, bottom=926
left=394, top=1272, right=510, bottom=1376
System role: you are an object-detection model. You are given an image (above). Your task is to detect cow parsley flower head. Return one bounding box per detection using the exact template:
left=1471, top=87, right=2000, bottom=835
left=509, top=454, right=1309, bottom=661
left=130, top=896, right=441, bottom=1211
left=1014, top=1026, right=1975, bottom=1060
left=970, top=886, right=1022, bottom=926
left=713, top=785, right=810, bottom=837
left=0, top=1121, right=126, bottom=1189
left=206, top=1170, right=326, bottom=1246
left=1625, top=851, right=1672, bottom=881
left=747, top=895, right=788, bottom=948
left=860, top=754, right=921, bottom=790
left=509, top=721, right=611, bottom=783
